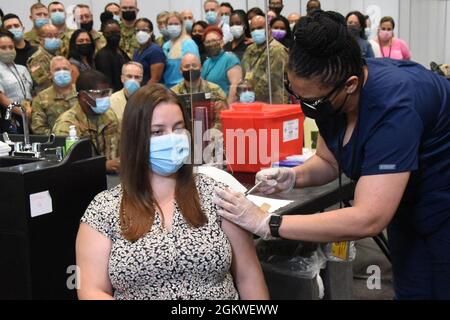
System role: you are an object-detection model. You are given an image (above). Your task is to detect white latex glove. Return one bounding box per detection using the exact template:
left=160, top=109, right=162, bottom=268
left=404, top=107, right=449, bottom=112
left=213, top=187, right=274, bottom=240
left=255, top=167, right=296, bottom=195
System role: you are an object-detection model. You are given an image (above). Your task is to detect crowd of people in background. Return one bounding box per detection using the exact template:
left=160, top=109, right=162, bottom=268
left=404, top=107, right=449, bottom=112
left=0, top=0, right=413, bottom=174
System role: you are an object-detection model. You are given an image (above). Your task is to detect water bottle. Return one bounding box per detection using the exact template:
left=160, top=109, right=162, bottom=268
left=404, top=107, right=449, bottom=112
left=65, top=125, right=78, bottom=154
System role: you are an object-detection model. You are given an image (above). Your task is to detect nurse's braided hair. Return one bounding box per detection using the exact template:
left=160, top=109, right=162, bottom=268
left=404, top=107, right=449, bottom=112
left=289, top=11, right=363, bottom=86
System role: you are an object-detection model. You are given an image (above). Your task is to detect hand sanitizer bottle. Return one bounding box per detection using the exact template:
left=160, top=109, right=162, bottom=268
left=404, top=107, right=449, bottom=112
left=65, top=125, right=78, bottom=154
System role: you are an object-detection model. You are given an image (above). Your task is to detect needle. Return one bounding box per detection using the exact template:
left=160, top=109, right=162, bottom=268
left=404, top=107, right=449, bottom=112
left=244, top=180, right=264, bottom=196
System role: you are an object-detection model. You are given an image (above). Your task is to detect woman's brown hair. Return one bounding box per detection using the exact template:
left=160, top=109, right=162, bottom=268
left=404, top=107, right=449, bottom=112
left=119, top=84, right=206, bottom=241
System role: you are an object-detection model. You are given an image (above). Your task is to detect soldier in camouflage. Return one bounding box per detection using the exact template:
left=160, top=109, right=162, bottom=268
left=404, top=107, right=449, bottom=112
left=171, top=53, right=228, bottom=130
left=119, top=0, right=140, bottom=58
left=27, top=24, right=62, bottom=94
left=155, top=11, right=171, bottom=47
left=24, top=3, right=49, bottom=47
left=53, top=70, right=121, bottom=173
left=31, top=56, right=78, bottom=135
left=72, top=4, right=106, bottom=54
left=241, top=15, right=289, bottom=104
left=48, top=1, right=73, bottom=58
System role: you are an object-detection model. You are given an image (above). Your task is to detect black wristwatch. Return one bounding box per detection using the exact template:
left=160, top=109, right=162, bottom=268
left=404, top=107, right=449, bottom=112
left=269, top=215, right=283, bottom=238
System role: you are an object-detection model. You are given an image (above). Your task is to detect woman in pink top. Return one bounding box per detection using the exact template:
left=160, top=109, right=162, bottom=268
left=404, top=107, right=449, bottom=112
left=376, top=16, right=411, bottom=60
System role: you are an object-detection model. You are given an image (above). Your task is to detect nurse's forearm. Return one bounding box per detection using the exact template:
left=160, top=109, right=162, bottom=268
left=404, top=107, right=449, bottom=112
left=279, top=207, right=378, bottom=243
left=294, top=154, right=339, bottom=188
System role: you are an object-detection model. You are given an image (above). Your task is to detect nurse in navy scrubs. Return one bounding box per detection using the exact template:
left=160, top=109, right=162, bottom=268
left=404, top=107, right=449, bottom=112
left=214, top=11, right=450, bottom=299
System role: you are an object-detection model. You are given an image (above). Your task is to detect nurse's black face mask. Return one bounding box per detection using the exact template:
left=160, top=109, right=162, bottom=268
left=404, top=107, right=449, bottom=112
left=285, top=77, right=350, bottom=121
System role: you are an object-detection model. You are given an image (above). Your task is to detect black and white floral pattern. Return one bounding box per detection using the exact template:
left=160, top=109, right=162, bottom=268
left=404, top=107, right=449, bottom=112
left=81, top=174, right=239, bottom=300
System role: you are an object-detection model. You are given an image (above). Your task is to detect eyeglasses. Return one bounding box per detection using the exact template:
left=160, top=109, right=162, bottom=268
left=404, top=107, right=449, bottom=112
left=284, top=77, right=347, bottom=108
left=84, top=89, right=113, bottom=99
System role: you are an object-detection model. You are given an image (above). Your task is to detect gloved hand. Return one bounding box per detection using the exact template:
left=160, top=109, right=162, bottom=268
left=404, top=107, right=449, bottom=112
left=213, top=187, right=274, bottom=240
left=255, top=167, right=296, bottom=195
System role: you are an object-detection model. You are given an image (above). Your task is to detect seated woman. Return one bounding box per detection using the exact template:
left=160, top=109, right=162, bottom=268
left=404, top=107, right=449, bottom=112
left=76, top=84, right=269, bottom=300
left=202, top=26, right=242, bottom=104
left=68, top=29, right=96, bottom=83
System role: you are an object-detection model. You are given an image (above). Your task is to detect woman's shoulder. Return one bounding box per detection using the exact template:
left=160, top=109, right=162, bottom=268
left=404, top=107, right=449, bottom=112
left=195, top=173, right=228, bottom=193
left=89, top=185, right=122, bottom=209
left=81, top=185, right=122, bottom=239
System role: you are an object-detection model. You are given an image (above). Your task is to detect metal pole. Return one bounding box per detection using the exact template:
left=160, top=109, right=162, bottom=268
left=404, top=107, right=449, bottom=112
left=264, top=0, right=273, bottom=104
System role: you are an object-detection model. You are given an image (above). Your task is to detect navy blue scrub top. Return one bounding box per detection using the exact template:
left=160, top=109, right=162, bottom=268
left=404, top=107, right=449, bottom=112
left=317, top=58, right=450, bottom=235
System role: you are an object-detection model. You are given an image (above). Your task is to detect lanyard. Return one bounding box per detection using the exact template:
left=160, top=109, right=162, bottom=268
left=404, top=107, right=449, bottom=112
left=7, top=64, right=28, bottom=99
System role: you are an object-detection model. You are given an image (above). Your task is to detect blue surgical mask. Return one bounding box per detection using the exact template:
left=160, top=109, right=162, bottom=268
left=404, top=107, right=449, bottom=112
left=184, top=19, right=194, bottom=33
left=88, top=96, right=111, bottom=114
left=205, top=11, right=217, bottom=25
left=124, top=79, right=140, bottom=96
left=44, top=37, right=62, bottom=52
left=51, top=12, right=66, bottom=25
left=251, top=29, right=266, bottom=45
left=149, top=133, right=190, bottom=176
left=167, top=25, right=182, bottom=39
left=222, top=15, right=230, bottom=25
left=240, top=91, right=255, bottom=103
left=113, top=15, right=121, bottom=23
left=10, top=28, right=24, bottom=41
left=160, top=27, right=170, bottom=38
left=34, top=18, right=49, bottom=29
left=53, top=70, right=72, bottom=87
left=365, top=28, right=372, bottom=39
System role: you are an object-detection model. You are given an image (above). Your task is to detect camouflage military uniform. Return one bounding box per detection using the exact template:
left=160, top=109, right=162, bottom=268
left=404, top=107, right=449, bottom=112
left=27, top=46, right=55, bottom=94
left=24, top=28, right=40, bottom=47
left=61, top=29, right=106, bottom=57
left=52, top=103, right=120, bottom=160
left=120, top=23, right=140, bottom=59
left=31, top=84, right=78, bottom=135
left=241, top=39, right=289, bottom=104
left=171, top=79, right=228, bottom=130
left=58, top=28, right=74, bottom=58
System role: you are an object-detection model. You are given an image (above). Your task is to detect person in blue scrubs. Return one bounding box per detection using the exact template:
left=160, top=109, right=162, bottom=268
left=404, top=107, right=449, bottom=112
left=133, top=18, right=166, bottom=85
left=213, top=11, right=450, bottom=299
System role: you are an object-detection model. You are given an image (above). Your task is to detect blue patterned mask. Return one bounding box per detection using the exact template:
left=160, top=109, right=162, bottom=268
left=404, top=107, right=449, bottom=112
left=10, top=28, right=24, bottom=41
left=205, top=11, right=217, bottom=25
left=44, top=37, right=62, bottom=52
left=88, top=96, right=111, bottom=114
left=51, top=12, right=66, bottom=25
left=34, top=18, right=49, bottom=29
left=240, top=91, right=256, bottom=103
left=149, top=133, right=190, bottom=176
left=53, top=70, right=72, bottom=87
left=167, top=25, right=182, bottom=39
left=124, top=79, right=140, bottom=96
left=251, top=29, right=266, bottom=45
left=185, top=19, right=194, bottom=33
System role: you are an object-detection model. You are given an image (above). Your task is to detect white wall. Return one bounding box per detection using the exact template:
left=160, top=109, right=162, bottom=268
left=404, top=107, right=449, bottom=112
left=0, top=0, right=449, bottom=66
